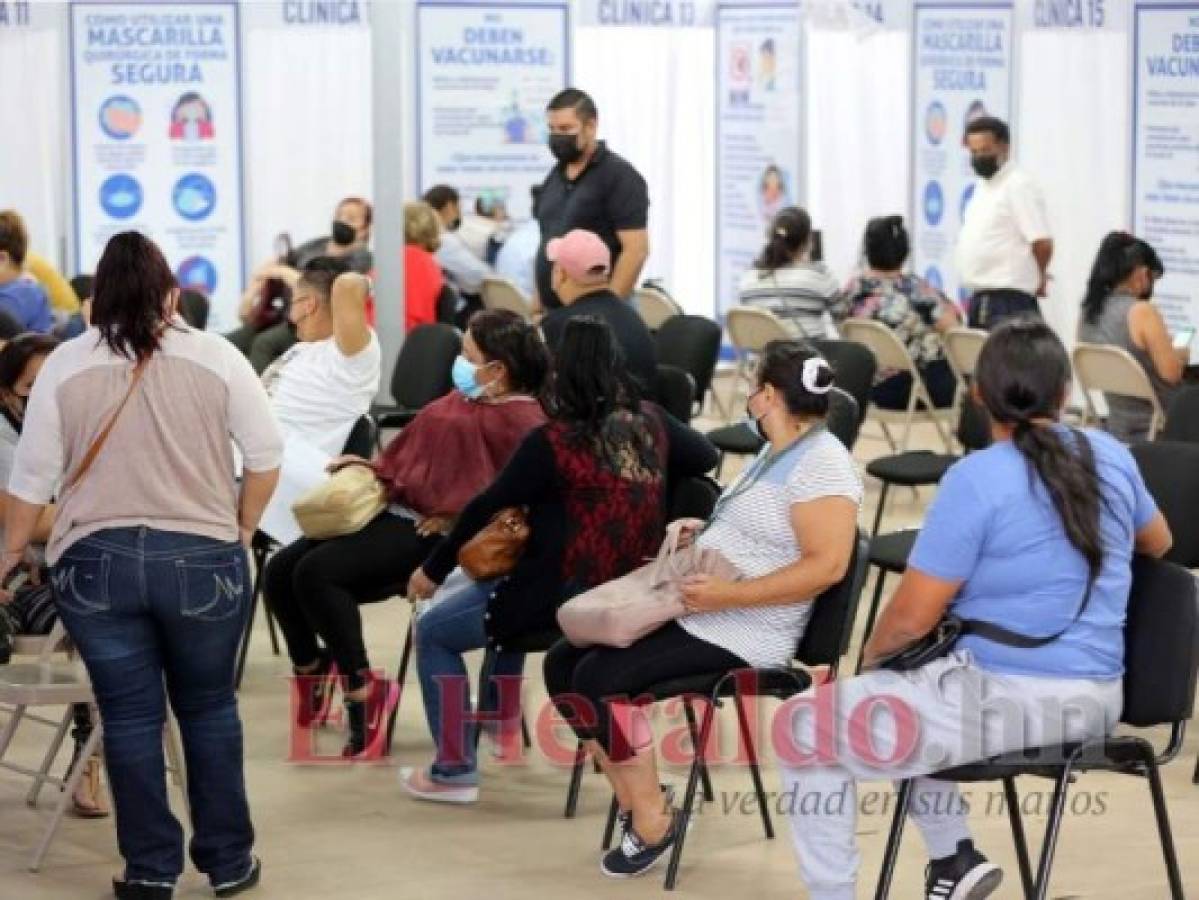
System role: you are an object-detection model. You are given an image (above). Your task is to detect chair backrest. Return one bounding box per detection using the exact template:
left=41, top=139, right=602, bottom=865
left=480, top=276, right=532, bottom=320
left=839, top=318, right=918, bottom=375
left=795, top=531, right=869, bottom=668
left=634, top=287, right=683, bottom=331
left=1130, top=441, right=1199, bottom=569
left=1072, top=343, right=1162, bottom=412
left=811, top=338, right=877, bottom=427
left=942, top=327, right=987, bottom=382
left=826, top=388, right=861, bottom=451
left=342, top=415, right=377, bottom=458
left=726, top=307, right=792, bottom=354
left=1121, top=554, right=1199, bottom=728
left=654, top=315, right=722, bottom=399
left=653, top=364, right=695, bottom=423
left=389, top=324, right=462, bottom=410
left=1162, top=386, right=1199, bottom=444
left=667, top=475, right=721, bottom=522
left=435, top=283, right=460, bottom=325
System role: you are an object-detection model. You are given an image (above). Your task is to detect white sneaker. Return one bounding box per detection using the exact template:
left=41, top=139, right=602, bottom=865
left=399, top=766, right=479, bottom=804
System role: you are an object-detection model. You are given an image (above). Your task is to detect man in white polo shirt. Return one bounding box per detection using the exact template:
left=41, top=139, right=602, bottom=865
left=955, top=116, right=1053, bottom=330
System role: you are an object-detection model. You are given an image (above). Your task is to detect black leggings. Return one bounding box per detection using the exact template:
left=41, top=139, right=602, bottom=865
left=543, top=622, right=745, bottom=763
left=264, top=512, right=438, bottom=684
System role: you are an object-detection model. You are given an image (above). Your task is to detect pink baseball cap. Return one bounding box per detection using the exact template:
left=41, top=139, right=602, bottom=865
left=546, top=229, right=611, bottom=285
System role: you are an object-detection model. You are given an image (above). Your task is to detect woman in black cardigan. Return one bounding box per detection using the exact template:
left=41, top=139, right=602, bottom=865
left=401, top=317, right=717, bottom=803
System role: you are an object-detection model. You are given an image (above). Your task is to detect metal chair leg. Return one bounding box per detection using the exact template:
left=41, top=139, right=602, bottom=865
left=29, top=722, right=104, bottom=872
left=385, top=621, right=414, bottom=755
left=602, top=792, right=620, bottom=850
left=1003, top=776, right=1035, bottom=899
left=732, top=690, right=773, bottom=839
left=873, top=779, right=913, bottom=900
left=870, top=483, right=891, bottom=539
left=855, top=568, right=889, bottom=674
left=264, top=601, right=281, bottom=656
left=564, top=741, right=587, bottom=818
left=521, top=714, right=532, bottom=749
left=1192, top=751, right=1198, bottom=785
left=1030, top=764, right=1074, bottom=900
left=683, top=698, right=714, bottom=803
left=1145, top=753, right=1186, bottom=899
left=664, top=699, right=717, bottom=890
left=26, top=708, right=71, bottom=807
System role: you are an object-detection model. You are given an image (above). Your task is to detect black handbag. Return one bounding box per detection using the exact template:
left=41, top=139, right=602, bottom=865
left=876, top=575, right=1096, bottom=672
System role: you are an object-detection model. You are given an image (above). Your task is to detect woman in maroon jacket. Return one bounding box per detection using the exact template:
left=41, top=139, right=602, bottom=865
left=265, top=310, right=549, bottom=758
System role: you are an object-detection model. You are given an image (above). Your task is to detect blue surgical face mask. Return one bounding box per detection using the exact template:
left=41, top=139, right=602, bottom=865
left=452, top=355, right=487, bottom=400
left=744, top=389, right=766, bottom=440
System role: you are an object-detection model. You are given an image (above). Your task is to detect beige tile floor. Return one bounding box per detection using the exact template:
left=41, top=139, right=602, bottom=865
left=2, top=403, right=1197, bottom=899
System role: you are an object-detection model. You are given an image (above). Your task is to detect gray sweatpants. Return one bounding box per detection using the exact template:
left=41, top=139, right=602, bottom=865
left=776, top=651, right=1122, bottom=899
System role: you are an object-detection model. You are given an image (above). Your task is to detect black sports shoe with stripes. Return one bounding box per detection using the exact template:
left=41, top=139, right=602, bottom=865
left=924, top=840, right=1003, bottom=900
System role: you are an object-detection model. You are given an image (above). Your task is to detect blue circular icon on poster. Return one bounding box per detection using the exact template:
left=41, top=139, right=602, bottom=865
left=923, top=181, right=944, bottom=227
left=172, top=173, right=216, bottom=222
left=924, top=100, right=947, bottom=146
left=99, top=95, right=142, bottom=141
left=924, top=266, right=944, bottom=292
left=99, top=174, right=143, bottom=220
left=177, top=256, right=217, bottom=295
left=960, top=183, right=976, bottom=222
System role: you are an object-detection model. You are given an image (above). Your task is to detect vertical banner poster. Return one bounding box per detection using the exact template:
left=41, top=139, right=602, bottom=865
left=1132, top=2, right=1199, bottom=330
left=70, top=1, right=244, bottom=330
left=715, top=1, right=803, bottom=316
left=416, top=1, right=569, bottom=220
left=910, top=2, right=1013, bottom=303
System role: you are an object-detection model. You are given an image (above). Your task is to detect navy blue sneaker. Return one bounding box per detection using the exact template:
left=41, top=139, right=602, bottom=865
left=214, top=857, right=261, bottom=898
left=600, top=809, right=681, bottom=879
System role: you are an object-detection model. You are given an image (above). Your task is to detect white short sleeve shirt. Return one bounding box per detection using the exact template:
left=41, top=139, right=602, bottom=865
left=955, top=163, right=1051, bottom=296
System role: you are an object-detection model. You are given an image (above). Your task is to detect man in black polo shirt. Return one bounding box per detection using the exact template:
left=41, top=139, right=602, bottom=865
left=536, top=88, right=649, bottom=312
left=541, top=229, right=656, bottom=389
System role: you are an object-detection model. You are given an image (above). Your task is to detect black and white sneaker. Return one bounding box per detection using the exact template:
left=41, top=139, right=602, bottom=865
left=615, top=784, right=676, bottom=838
left=925, top=841, right=1002, bottom=900
left=600, top=809, right=681, bottom=879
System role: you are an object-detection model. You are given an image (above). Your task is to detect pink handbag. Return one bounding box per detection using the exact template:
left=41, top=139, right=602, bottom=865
left=556, top=520, right=741, bottom=649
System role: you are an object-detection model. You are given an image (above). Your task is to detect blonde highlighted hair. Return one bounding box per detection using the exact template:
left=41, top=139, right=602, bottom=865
left=404, top=202, right=441, bottom=253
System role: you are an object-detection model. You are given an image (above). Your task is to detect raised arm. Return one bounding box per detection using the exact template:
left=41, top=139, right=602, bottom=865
left=330, top=272, right=373, bottom=358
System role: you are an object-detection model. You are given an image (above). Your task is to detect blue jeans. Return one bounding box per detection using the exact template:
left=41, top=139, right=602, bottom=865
left=51, top=528, right=256, bottom=887
left=414, top=579, right=524, bottom=782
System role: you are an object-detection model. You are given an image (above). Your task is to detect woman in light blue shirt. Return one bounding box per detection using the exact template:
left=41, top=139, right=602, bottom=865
left=778, top=321, right=1172, bottom=900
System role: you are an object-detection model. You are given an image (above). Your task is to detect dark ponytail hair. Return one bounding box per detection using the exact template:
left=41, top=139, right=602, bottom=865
left=1081, top=231, right=1164, bottom=325
left=864, top=215, right=910, bottom=271
left=467, top=308, right=550, bottom=395
left=756, top=207, right=812, bottom=275
left=92, top=231, right=178, bottom=361
left=757, top=340, right=835, bottom=418
left=975, top=321, right=1103, bottom=577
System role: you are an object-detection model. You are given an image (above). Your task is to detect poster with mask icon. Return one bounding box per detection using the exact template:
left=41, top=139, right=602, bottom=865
left=715, top=1, right=804, bottom=316
left=1131, top=2, right=1199, bottom=331
left=909, top=2, right=1012, bottom=305
left=71, top=1, right=244, bottom=331
left=415, top=0, right=569, bottom=222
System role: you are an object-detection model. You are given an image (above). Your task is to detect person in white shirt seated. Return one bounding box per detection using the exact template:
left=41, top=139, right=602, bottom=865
left=423, top=185, right=492, bottom=301
left=738, top=207, right=847, bottom=339
left=494, top=186, right=542, bottom=300
left=263, top=266, right=380, bottom=457
left=955, top=116, right=1053, bottom=330
left=459, top=195, right=511, bottom=264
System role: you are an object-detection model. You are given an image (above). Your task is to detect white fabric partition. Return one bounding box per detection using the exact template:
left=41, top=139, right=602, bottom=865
left=242, top=21, right=373, bottom=270
left=574, top=26, right=716, bottom=317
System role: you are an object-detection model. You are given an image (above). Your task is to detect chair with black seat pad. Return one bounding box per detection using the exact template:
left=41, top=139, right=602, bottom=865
left=872, top=554, right=1198, bottom=900
left=589, top=533, right=870, bottom=890
left=370, top=323, right=461, bottom=440
left=810, top=338, right=877, bottom=431
left=654, top=316, right=722, bottom=419
left=653, top=364, right=697, bottom=424
left=1162, top=386, right=1199, bottom=444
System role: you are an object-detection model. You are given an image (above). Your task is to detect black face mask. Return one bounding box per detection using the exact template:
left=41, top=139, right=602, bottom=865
left=971, top=155, right=1000, bottom=179
left=331, top=220, right=357, bottom=246
left=549, top=133, right=585, bottom=164
left=449, top=217, right=462, bottom=232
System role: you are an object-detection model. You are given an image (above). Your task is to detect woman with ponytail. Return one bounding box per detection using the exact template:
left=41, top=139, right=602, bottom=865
left=1078, top=231, right=1183, bottom=442
left=739, top=206, right=848, bottom=338
left=778, top=321, right=1172, bottom=900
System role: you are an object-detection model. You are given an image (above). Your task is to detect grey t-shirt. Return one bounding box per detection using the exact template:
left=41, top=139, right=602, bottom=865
left=293, top=236, right=373, bottom=275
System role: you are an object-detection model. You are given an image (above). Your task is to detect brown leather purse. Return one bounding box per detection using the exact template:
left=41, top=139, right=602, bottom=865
left=457, top=507, right=529, bottom=580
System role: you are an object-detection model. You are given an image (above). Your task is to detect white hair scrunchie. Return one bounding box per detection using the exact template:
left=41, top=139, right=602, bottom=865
left=802, top=356, right=833, bottom=395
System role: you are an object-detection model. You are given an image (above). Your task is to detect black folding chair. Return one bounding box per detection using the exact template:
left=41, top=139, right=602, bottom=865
left=873, top=554, right=1198, bottom=900
left=585, top=533, right=870, bottom=890
left=811, top=338, right=877, bottom=431
left=371, top=324, right=461, bottom=441
left=653, top=364, right=696, bottom=424
left=1161, top=385, right=1199, bottom=444
left=654, top=316, right=721, bottom=417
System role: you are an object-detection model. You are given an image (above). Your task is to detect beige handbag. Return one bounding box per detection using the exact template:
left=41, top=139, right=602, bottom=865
left=556, top=520, right=741, bottom=649
left=291, top=464, right=387, bottom=540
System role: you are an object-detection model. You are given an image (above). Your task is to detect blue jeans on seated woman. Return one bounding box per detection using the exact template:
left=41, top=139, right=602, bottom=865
left=51, top=527, right=256, bottom=889
left=414, top=578, right=524, bottom=784
left=871, top=358, right=957, bottom=411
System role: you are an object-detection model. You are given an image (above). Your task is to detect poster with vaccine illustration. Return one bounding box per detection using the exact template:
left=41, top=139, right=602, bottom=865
left=71, top=2, right=244, bottom=330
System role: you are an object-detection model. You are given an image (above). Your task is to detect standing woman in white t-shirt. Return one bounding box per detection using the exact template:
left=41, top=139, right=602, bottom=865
left=0, top=232, right=282, bottom=899
left=543, top=341, right=861, bottom=879
left=738, top=207, right=848, bottom=339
